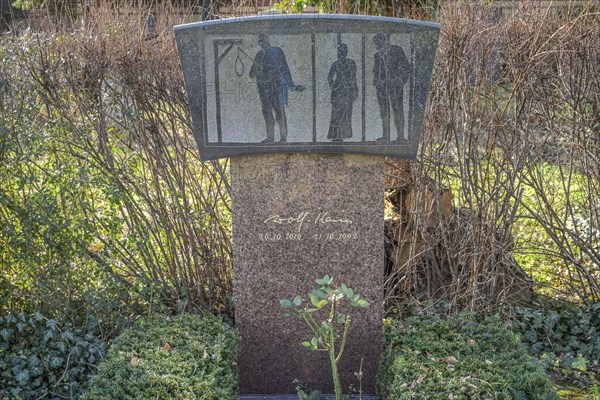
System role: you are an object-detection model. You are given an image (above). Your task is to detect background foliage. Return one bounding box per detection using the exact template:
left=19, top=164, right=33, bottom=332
left=0, top=6, right=232, bottom=321
left=0, top=0, right=599, bottom=398
left=384, top=1, right=600, bottom=311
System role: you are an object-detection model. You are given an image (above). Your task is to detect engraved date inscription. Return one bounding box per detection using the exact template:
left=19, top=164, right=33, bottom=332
left=259, top=232, right=359, bottom=242
left=263, top=211, right=353, bottom=232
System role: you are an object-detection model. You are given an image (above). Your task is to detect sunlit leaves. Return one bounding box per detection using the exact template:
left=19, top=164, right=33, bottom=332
left=280, top=276, right=370, bottom=399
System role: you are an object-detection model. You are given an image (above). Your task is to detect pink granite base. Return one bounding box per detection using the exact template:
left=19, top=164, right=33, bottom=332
left=231, top=154, right=384, bottom=395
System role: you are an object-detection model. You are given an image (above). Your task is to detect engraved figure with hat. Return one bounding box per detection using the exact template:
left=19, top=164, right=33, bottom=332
left=249, top=34, right=305, bottom=143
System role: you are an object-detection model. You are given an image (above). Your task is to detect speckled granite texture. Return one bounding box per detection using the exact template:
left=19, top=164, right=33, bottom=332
left=231, top=154, right=384, bottom=395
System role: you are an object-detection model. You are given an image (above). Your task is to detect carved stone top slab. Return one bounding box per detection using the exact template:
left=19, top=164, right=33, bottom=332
left=175, top=15, right=439, bottom=161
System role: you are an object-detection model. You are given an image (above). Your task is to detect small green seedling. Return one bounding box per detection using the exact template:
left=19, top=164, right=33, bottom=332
left=280, top=275, right=369, bottom=400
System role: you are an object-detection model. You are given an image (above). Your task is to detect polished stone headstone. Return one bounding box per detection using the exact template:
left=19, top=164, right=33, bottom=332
left=231, top=154, right=383, bottom=395
left=175, top=15, right=439, bottom=160
left=174, top=14, right=440, bottom=397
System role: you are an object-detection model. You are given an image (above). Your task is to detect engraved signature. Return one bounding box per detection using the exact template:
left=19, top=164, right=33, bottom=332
left=263, top=211, right=353, bottom=232
left=314, top=211, right=353, bottom=226
left=264, top=212, right=310, bottom=232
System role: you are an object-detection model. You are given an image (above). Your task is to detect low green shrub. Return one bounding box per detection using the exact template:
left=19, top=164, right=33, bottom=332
left=513, top=303, right=600, bottom=387
left=82, top=313, right=237, bottom=400
left=0, top=312, right=107, bottom=400
left=379, top=313, right=558, bottom=400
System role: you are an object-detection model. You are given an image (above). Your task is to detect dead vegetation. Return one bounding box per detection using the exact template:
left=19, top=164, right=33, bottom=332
left=384, top=1, right=600, bottom=312
left=1, top=0, right=598, bottom=314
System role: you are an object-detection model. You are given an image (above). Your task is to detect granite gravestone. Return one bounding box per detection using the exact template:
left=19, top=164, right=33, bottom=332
left=175, top=15, right=439, bottom=397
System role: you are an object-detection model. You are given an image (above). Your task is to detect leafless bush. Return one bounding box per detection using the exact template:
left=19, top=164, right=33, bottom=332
left=16, top=1, right=233, bottom=313
left=4, top=0, right=598, bottom=316
left=385, top=1, right=600, bottom=311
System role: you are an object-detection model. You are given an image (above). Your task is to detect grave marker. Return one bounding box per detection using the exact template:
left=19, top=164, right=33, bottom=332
left=175, top=14, right=439, bottom=397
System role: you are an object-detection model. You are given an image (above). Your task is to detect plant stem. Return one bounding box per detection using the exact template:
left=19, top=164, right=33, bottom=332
left=302, top=313, right=320, bottom=339
left=330, top=300, right=342, bottom=400
left=335, top=318, right=350, bottom=364
left=358, top=357, right=363, bottom=400
left=329, top=329, right=342, bottom=400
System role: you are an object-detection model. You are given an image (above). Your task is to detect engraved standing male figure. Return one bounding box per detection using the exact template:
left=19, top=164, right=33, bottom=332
left=372, top=33, right=412, bottom=142
left=249, top=34, right=305, bottom=143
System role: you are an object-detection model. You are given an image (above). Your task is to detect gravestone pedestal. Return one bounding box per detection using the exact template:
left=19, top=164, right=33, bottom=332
left=231, top=154, right=384, bottom=395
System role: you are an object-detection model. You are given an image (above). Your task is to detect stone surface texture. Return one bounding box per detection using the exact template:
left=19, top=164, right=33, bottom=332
left=231, top=154, right=384, bottom=395
left=175, top=15, right=439, bottom=160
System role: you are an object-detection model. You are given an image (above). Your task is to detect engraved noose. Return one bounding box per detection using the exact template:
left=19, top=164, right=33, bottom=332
left=235, top=46, right=244, bottom=76
left=235, top=46, right=255, bottom=77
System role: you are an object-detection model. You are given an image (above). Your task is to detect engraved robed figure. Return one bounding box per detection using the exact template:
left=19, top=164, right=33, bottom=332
left=249, top=34, right=305, bottom=143
left=327, top=42, right=358, bottom=142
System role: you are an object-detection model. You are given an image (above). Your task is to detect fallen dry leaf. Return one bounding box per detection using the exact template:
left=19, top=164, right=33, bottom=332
left=446, top=355, right=458, bottom=364
left=410, top=373, right=426, bottom=389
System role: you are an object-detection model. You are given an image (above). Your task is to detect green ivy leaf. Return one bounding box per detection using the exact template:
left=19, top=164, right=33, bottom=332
left=46, top=319, right=57, bottom=331
left=572, top=355, right=587, bottom=372
left=0, top=328, right=13, bottom=341
left=15, top=370, right=30, bottom=384
left=61, top=330, right=75, bottom=342
left=43, top=330, right=54, bottom=342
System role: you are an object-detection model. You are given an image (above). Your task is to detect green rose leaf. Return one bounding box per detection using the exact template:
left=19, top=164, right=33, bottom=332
left=317, top=299, right=328, bottom=309
left=356, top=299, right=369, bottom=307
left=293, top=296, right=303, bottom=307
left=280, top=299, right=293, bottom=308
left=310, top=294, right=320, bottom=307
